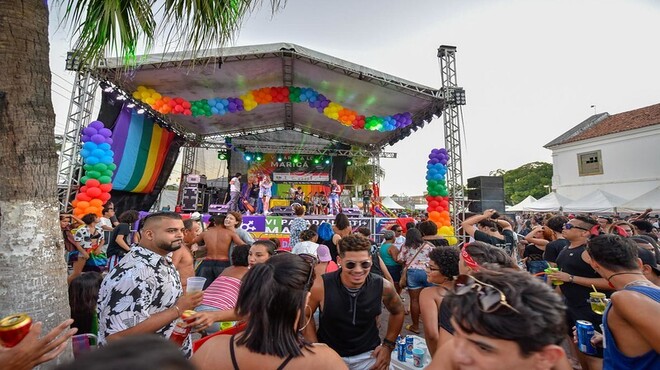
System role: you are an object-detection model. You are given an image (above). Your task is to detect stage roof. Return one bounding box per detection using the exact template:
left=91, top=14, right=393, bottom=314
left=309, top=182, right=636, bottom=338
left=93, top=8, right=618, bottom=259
left=93, top=43, right=444, bottom=150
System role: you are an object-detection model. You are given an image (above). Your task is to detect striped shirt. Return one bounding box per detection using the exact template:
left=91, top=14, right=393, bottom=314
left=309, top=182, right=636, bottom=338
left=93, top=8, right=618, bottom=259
left=201, top=276, right=242, bottom=310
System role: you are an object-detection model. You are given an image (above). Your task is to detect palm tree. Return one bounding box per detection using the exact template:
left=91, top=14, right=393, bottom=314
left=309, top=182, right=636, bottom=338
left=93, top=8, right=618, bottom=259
left=346, top=155, right=386, bottom=188
left=0, top=0, right=282, bottom=365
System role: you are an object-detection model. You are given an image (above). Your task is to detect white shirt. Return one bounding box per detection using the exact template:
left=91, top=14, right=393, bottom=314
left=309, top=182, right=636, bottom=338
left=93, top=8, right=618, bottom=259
left=291, top=241, right=319, bottom=256
left=230, top=177, right=240, bottom=193
left=393, top=236, right=406, bottom=251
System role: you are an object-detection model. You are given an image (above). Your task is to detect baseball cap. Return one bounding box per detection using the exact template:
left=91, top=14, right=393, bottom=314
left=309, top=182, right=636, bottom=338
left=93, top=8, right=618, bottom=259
left=316, top=245, right=332, bottom=262
left=636, top=246, right=660, bottom=275
left=191, top=212, right=201, bottom=220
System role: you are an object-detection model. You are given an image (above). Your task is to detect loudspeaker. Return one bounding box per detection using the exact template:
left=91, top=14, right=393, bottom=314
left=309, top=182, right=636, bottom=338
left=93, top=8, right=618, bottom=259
left=270, top=206, right=294, bottom=216
left=467, top=176, right=505, bottom=213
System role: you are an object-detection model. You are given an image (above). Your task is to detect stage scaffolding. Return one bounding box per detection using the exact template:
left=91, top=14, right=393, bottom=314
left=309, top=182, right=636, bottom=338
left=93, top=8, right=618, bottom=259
left=438, top=45, right=467, bottom=231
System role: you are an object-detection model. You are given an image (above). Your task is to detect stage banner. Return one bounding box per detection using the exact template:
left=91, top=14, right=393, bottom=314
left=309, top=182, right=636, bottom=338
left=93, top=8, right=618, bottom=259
left=247, top=154, right=331, bottom=184
left=240, top=215, right=374, bottom=249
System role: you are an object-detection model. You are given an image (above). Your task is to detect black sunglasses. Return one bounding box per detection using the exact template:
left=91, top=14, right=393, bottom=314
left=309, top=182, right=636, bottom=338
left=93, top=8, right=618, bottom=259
left=453, top=274, right=520, bottom=314
left=564, top=223, right=590, bottom=231
left=343, top=260, right=372, bottom=270
left=298, top=253, right=317, bottom=290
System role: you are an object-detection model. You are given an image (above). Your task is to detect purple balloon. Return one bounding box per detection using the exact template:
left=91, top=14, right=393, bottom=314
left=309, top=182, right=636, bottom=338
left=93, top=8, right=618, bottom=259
left=430, top=158, right=439, bottom=164
left=81, top=134, right=91, bottom=142
left=99, top=128, right=112, bottom=138
left=83, top=126, right=98, bottom=136
left=440, top=159, right=448, bottom=165
left=317, top=107, right=325, bottom=113
left=106, top=138, right=114, bottom=145
left=91, top=134, right=105, bottom=144
left=89, top=121, right=104, bottom=130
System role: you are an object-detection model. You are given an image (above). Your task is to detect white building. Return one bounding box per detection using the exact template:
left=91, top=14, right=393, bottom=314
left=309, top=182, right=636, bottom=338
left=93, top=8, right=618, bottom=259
left=545, top=103, right=660, bottom=200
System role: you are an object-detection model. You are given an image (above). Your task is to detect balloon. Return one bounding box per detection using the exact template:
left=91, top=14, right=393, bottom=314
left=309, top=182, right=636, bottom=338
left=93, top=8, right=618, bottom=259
left=80, top=176, right=89, bottom=184
left=93, top=163, right=108, bottom=172
left=84, top=206, right=97, bottom=215
left=91, top=149, right=105, bottom=158
left=86, top=171, right=101, bottom=179
left=91, top=134, right=105, bottom=144
left=99, top=193, right=112, bottom=202
left=82, top=142, right=97, bottom=151
left=429, top=211, right=441, bottom=221
left=79, top=186, right=88, bottom=194
left=99, top=128, right=112, bottom=138
left=87, top=187, right=102, bottom=198
left=83, top=127, right=98, bottom=136
left=99, top=183, right=113, bottom=192
left=84, top=156, right=99, bottom=165
left=90, top=121, right=104, bottom=130
left=90, top=199, right=103, bottom=207
left=99, top=143, right=111, bottom=150
left=77, top=201, right=90, bottom=210
left=98, top=176, right=112, bottom=184
left=86, top=179, right=101, bottom=188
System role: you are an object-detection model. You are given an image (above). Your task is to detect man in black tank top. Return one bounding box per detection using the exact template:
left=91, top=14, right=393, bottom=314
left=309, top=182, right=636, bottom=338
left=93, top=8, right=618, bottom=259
left=547, top=216, right=611, bottom=370
left=303, top=234, right=404, bottom=370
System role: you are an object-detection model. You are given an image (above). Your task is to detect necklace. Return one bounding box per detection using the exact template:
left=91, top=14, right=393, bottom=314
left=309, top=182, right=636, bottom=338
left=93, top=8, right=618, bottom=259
left=623, top=280, right=654, bottom=289
left=606, top=272, right=644, bottom=289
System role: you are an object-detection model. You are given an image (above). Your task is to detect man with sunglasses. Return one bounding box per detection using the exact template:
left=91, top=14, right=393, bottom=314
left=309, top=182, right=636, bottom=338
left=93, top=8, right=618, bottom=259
left=584, top=234, right=660, bottom=370
left=304, top=234, right=404, bottom=370
left=428, top=268, right=571, bottom=370
left=547, top=215, right=610, bottom=370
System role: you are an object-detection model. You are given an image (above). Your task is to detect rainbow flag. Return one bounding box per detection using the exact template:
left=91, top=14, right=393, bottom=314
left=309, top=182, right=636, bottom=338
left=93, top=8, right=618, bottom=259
left=110, top=108, right=176, bottom=193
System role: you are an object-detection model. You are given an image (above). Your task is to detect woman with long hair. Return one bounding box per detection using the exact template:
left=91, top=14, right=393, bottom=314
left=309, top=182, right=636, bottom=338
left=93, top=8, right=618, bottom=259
left=259, top=175, right=273, bottom=215
left=397, top=228, right=434, bottom=334
left=419, top=246, right=459, bottom=356
left=106, top=210, right=139, bottom=271
left=68, top=272, right=103, bottom=335
left=192, top=253, right=346, bottom=370
left=74, top=213, right=105, bottom=274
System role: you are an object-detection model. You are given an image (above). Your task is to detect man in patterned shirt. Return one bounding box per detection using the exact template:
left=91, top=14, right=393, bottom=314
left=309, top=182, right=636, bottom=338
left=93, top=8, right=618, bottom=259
left=97, top=212, right=203, bottom=357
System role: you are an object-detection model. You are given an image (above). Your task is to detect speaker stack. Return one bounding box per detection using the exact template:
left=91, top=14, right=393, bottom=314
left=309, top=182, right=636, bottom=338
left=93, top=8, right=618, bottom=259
left=466, top=176, right=505, bottom=213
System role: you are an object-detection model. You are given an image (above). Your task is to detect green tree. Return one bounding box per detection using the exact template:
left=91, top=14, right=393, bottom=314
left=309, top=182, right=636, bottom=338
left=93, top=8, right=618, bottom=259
left=0, top=1, right=282, bottom=366
left=490, top=162, right=553, bottom=205
left=346, top=155, right=385, bottom=188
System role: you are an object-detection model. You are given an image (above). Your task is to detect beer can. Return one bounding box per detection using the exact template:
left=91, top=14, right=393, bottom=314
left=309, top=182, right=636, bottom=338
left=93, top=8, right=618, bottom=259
left=576, top=320, right=597, bottom=355
left=396, top=339, right=406, bottom=362
left=405, top=335, right=414, bottom=355
left=0, top=313, right=32, bottom=348
left=169, top=310, right=196, bottom=346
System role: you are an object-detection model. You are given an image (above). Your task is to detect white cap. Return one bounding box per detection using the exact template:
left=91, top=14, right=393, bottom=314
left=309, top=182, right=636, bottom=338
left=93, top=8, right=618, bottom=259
left=191, top=212, right=201, bottom=220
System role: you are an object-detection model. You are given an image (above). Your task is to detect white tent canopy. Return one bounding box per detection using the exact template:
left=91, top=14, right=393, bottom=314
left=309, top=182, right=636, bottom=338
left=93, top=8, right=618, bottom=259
left=523, top=192, right=573, bottom=212
left=381, top=196, right=405, bottom=210
left=563, top=189, right=628, bottom=214
left=507, top=195, right=537, bottom=212
left=620, top=186, right=660, bottom=212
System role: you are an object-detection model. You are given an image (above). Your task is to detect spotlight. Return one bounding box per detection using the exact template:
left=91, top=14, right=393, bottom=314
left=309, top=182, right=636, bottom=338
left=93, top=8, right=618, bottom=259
left=277, top=154, right=284, bottom=162
left=324, top=157, right=331, bottom=165
left=126, top=102, right=135, bottom=108
left=116, top=94, right=127, bottom=101
left=255, top=153, right=263, bottom=161
left=136, top=108, right=145, bottom=114
left=244, top=153, right=253, bottom=162
left=217, top=150, right=228, bottom=160
left=313, top=156, right=321, bottom=165
left=292, top=155, right=300, bottom=164
left=346, top=159, right=353, bottom=166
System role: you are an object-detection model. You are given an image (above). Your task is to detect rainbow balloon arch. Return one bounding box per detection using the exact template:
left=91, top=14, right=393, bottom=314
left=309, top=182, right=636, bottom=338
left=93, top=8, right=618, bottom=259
left=425, top=148, right=457, bottom=245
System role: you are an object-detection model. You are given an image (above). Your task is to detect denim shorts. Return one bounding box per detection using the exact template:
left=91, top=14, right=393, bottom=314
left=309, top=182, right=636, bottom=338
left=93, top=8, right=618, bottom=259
left=406, top=268, right=433, bottom=290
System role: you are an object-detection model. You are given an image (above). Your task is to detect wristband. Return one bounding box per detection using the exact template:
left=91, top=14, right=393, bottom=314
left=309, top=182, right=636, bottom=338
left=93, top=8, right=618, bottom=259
left=382, top=338, right=396, bottom=350
left=569, top=275, right=574, bottom=283
left=173, top=305, right=181, bottom=317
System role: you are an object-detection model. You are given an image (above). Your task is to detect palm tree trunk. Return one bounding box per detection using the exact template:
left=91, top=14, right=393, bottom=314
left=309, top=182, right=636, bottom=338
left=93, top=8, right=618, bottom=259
left=0, top=0, right=73, bottom=366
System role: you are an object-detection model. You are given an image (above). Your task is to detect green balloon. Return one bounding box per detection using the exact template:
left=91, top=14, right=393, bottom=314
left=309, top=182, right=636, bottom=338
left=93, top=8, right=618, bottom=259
left=102, top=169, right=114, bottom=177
left=98, top=176, right=112, bottom=184
left=108, top=163, right=117, bottom=171
left=86, top=170, right=101, bottom=179
left=80, top=176, right=89, bottom=184
left=83, top=164, right=93, bottom=171
left=439, top=189, right=449, bottom=197
left=93, top=163, right=107, bottom=172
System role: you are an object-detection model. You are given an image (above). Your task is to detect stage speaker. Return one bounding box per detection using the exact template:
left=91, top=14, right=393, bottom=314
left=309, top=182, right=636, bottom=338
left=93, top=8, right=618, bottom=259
left=208, top=204, right=229, bottom=214
left=270, top=206, right=294, bottom=216
left=342, top=207, right=362, bottom=218
left=467, top=176, right=505, bottom=213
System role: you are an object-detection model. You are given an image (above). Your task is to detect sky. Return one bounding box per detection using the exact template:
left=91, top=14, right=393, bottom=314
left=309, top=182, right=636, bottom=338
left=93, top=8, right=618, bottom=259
left=48, top=0, right=660, bottom=196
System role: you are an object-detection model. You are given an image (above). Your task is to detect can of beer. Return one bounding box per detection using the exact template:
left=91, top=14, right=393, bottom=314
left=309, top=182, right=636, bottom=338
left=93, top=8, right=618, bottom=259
left=0, top=313, right=32, bottom=348
left=169, top=310, right=196, bottom=346
left=405, top=335, right=414, bottom=355
left=576, top=320, right=597, bottom=355
left=396, top=338, right=406, bottom=362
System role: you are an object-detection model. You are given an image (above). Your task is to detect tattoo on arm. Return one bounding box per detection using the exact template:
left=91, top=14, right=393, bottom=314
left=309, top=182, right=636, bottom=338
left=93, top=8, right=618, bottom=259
left=382, top=282, right=404, bottom=314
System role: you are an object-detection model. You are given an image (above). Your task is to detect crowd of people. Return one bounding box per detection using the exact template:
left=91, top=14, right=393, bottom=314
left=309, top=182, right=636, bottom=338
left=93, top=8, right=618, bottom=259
left=6, top=206, right=659, bottom=370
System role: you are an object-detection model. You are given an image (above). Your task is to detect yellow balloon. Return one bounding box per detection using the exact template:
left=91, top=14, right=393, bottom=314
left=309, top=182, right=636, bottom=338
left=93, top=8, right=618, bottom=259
left=145, top=97, right=155, bottom=105
left=132, top=91, right=142, bottom=99
left=447, top=237, right=458, bottom=245
left=137, top=86, right=147, bottom=92
left=152, top=93, right=162, bottom=100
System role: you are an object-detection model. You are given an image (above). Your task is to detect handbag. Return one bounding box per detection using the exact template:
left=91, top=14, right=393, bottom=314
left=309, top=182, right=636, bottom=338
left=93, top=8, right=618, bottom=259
left=399, top=243, right=427, bottom=289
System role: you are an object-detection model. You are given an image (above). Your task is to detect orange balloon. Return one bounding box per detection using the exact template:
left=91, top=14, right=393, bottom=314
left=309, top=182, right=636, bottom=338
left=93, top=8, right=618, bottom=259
left=90, top=199, right=103, bottom=207
left=77, top=201, right=90, bottom=210
left=429, top=211, right=441, bottom=221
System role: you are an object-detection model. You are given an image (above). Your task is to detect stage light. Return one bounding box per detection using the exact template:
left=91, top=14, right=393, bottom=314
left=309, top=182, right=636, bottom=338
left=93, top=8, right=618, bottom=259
left=277, top=154, right=283, bottom=162
left=313, top=156, right=321, bottom=165
left=136, top=108, right=145, bottom=114
left=244, top=153, right=253, bottom=161
left=217, top=150, right=228, bottom=160
left=255, top=153, right=263, bottom=161
left=347, top=159, right=353, bottom=166
left=452, top=87, right=466, bottom=106
left=324, top=158, right=331, bottom=165
left=292, top=155, right=300, bottom=164
left=126, top=102, right=135, bottom=108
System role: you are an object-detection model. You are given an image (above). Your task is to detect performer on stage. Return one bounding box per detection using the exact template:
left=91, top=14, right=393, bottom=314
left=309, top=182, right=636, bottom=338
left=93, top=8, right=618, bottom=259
left=329, top=179, right=342, bottom=215
left=260, top=175, right=273, bottom=215
left=226, top=172, right=241, bottom=212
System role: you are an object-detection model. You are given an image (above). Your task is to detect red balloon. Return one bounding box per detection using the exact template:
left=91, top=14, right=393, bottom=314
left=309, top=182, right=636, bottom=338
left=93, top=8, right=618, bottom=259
left=174, top=105, right=184, bottom=113
left=182, top=101, right=191, bottom=109
left=76, top=192, right=92, bottom=202
left=168, top=100, right=178, bottom=107
left=87, top=187, right=102, bottom=198
left=79, top=186, right=88, bottom=194
left=429, top=200, right=439, bottom=208
left=183, top=109, right=192, bottom=116
left=99, top=192, right=111, bottom=202
left=99, top=183, right=113, bottom=192
left=86, top=179, right=101, bottom=188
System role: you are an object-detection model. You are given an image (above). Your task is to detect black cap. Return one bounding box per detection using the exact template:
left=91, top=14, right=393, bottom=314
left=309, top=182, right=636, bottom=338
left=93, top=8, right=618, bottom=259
left=636, top=246, right=660, bottom=275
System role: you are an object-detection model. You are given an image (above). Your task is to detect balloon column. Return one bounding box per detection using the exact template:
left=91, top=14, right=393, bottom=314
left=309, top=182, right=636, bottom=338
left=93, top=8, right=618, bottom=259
left=425, top=148, right=457, bottom=245
left=131, top=85, right=414, bottom=133
left=71, top=120, right=115, bottom=217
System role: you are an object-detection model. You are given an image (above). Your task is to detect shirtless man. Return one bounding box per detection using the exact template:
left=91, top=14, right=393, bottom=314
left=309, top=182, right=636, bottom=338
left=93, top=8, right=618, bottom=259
left=172, top=219, right=199, bottom=291
left=193, top=217, right=243, bottom=289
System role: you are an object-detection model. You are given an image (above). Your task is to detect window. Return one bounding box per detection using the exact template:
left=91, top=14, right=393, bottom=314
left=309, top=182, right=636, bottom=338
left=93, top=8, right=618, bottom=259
left=577, top=150, right=603, bottom=176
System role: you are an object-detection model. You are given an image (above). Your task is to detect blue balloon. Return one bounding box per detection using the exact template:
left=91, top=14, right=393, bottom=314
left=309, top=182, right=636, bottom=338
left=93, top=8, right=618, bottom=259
left=82, top=142, right=97, bottom=151
left=80, top=149, right=90, bottom=158
left=91, top=149, right=105, bottom=158
left=98, top=143, right=111, bottom=150
left=211, top=107, right=219, bottom=114
left=208, top=99, right=217, bottom=106
left=84, top=156, right=99, bottom=165
left=105, top=150, right=114, bottom=158
left=101, top=156, right=113, bottom=164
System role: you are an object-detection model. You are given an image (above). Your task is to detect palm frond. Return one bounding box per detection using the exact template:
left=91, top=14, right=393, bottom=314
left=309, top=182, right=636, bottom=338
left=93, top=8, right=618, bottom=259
left=56, top=0, right=286, bottom=68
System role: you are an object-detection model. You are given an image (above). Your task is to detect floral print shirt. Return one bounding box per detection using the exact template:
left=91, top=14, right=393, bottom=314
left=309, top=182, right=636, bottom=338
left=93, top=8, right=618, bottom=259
left=397, top=242, right=434, bottom=271
left=97, top=245, right=189, bottom=356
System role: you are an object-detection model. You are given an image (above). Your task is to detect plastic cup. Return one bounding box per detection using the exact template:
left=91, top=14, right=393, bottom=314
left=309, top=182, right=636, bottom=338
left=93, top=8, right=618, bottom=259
left=589, top=292, right=607, bottom=315
left=412, top=348, right=425, bottom=368
left=545, top=267, right=564, bottom=286
left=186, top=277, right=206, bottom=293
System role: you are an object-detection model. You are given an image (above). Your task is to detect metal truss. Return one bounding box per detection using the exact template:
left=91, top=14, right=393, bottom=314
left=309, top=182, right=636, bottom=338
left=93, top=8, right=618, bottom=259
left=438, top=45, right=466, bottom=234
left=176, top=146, right=197, bottom=206
left=56, top=70, right=99, bottom=212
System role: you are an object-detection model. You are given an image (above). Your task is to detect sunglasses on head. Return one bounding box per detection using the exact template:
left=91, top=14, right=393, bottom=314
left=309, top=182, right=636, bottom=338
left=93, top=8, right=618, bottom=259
left=453, top=274, right=520, bottom=314
left=564, top=223, right=590, bottom=231
left=298, top=253, right=317, bottom=290
left=343, top=260, right=372, bottom=270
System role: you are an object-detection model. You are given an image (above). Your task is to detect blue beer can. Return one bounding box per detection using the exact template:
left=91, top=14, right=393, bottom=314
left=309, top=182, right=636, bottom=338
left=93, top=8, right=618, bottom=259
left=405, top=335, right=414, bottom=356
left=397, top=339, right=406, bottom=362
left=576, top=320, right=597, bottom=355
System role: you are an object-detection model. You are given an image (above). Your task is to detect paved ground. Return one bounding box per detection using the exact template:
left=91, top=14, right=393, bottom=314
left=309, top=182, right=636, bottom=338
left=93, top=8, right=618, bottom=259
left=378, top=289, right=427, bottom=340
